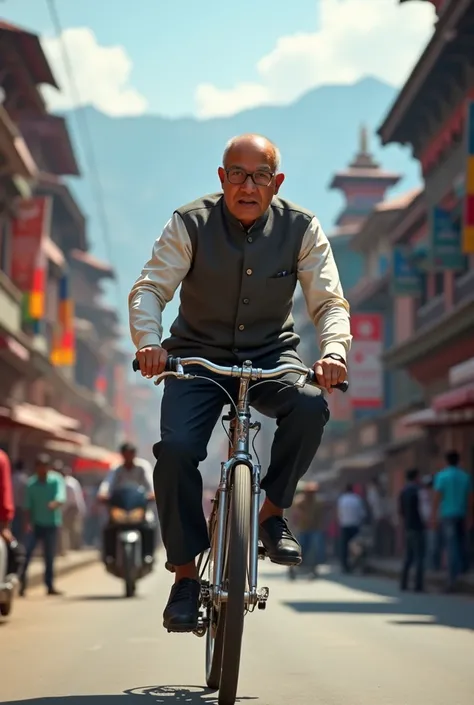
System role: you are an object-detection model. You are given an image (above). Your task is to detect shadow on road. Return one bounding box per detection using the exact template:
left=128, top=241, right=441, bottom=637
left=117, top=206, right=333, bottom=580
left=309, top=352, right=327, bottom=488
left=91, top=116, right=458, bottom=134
left=281, top=570, right=474, bottom=631
left=1, top=685, right=258, bottom=704
left=66, top=595, right=141, bottom=602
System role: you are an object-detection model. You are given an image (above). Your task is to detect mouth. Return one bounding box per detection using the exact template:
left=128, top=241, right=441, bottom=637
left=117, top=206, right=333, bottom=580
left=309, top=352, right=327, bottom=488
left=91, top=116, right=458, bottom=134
left=237, top=199, right=259, bottom=207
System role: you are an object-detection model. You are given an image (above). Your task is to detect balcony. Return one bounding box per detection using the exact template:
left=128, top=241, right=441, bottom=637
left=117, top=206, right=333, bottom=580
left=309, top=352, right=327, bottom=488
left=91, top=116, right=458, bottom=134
left=454, top=269, right=474, bottom=306
left=0, top=270, right=22, bottom=336
left=415, top=295, right=445, bottom=331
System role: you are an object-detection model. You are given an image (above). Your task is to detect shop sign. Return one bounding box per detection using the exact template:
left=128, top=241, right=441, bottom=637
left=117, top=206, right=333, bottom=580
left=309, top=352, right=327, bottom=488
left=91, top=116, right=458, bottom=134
left=391, top=246, right=423, bottom=296
left=429, top=206, right=465, bottom=270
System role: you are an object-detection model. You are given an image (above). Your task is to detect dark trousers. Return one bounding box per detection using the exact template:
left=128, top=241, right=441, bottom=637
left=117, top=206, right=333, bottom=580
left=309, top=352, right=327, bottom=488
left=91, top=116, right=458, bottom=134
left=153, top=351, right=330, bottom=566
left=442, top=517, right=467, bottom=587
left=340, top=526, right=359, bottom=572
left=20, top=525, right=58, bottom=591
left=400, top=529, right=425, bottom=591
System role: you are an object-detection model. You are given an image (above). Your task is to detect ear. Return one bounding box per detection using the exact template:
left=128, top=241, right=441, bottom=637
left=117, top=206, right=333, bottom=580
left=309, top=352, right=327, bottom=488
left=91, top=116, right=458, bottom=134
left=274, top=172, right=285, bottom=194
left=218, top=166, right=225, bottom=187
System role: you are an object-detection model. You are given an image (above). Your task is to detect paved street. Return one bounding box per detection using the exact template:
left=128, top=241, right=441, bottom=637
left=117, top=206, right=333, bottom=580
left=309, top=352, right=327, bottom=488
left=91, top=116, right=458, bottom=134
left=1, top=558, right=474, bottom=705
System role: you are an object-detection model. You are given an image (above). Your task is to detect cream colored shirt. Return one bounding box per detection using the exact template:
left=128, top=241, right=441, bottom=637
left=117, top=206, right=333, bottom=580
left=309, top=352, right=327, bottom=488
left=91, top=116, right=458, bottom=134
left=129, top=211, right=351, bottom=360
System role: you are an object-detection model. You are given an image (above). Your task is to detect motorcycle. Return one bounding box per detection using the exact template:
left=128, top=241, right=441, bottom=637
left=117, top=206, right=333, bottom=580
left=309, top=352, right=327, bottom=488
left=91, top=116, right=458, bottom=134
left=0, top=536, right=19, bottom=620
left=103, top=484, right=156, bottom=598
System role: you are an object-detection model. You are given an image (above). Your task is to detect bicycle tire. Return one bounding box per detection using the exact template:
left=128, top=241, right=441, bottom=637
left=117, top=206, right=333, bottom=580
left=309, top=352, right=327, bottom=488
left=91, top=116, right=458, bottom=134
left=218, top=463, right=251, bottom=705
left=206, top=500, right=226, bottom=689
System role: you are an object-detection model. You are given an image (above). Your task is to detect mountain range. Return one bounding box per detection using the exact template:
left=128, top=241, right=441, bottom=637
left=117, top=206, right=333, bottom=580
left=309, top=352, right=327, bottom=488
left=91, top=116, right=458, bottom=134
left=62, top=76, right=420, bottom=346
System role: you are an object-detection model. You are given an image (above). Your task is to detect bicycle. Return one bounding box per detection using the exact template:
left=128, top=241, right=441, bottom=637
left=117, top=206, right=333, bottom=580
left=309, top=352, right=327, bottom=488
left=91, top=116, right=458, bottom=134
left=133, top=354, right=348, bottom=705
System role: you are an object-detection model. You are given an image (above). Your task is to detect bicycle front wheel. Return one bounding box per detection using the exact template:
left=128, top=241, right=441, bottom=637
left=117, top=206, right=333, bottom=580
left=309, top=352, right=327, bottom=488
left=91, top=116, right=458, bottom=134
left=218, top=463, right=251, bottom=705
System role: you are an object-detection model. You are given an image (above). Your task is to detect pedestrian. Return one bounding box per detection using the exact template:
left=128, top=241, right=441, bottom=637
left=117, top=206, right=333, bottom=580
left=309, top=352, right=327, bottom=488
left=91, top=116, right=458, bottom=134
left=292, top=481, right=326, bottom=578
left=399, top=468, right=425, bottom=592
left=54, top=460, right=86, bottom=553
left=19, top=453, right=66, bottom=597
left=0, top=447, right=15, bottom=547
left=432, top=451, right=473, bottom=592
left=337, top=484, right=365, bottom=573
left=11, top=459, right=28, bottom=544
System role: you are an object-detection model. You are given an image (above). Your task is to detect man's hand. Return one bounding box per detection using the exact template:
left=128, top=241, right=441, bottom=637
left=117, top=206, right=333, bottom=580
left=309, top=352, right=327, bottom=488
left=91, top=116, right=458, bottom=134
left=135, top=345, right=168, bottom=378
left=0, top=527, right=13, bottom=543
left=313, top=357, right=347, bottom=394
left=48, top=500, right=61, bottom=510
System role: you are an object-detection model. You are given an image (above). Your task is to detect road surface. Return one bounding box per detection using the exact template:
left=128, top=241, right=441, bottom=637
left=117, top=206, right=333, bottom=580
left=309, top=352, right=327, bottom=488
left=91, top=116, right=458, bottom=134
left=1, top=558, right=474, bottom=704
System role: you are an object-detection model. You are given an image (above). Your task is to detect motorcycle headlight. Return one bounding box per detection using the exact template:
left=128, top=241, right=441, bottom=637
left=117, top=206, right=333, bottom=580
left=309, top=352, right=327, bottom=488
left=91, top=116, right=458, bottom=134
left=110, top=507, right=145, bottom=523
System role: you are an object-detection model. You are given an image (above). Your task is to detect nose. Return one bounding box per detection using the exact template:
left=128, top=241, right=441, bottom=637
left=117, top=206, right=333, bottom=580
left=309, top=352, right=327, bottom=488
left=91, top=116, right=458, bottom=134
left=241, top=175, right=257, bottom=193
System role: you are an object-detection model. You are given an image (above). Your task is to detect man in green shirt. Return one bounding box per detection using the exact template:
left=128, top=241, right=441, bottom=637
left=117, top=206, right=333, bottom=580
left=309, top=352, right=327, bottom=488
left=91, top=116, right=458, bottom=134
left=19, top=453, right=66, bottom=597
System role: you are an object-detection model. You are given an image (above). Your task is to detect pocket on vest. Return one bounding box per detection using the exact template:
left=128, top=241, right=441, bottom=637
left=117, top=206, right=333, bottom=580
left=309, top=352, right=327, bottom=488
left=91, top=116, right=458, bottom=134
left=265, top=273, right=297, bottom=304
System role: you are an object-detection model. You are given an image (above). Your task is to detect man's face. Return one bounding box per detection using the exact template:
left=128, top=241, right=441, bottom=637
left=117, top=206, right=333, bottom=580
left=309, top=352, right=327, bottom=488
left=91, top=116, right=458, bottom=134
left=36, top=463, right=48, bottom=479
left=122, top=450, right=135, bottom=466
left=218, top=138, right=285, bottom=227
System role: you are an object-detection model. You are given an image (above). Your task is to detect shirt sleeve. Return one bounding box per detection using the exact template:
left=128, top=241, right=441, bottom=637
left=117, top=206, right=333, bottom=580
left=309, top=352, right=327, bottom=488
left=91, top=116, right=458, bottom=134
left=97, top=469, right=116, bottom=499
left=55, top=474, right=67, bottom=503
left=139, top=460, right=154, bottom=495
left=297, top=217, right=352, bottom=360
left=128, top=212, right=193, bottom=350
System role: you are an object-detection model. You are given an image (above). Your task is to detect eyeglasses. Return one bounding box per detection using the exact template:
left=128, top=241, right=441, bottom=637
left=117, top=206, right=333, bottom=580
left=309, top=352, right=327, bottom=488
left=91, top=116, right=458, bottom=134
left=225, top=167, right=274, bottom=187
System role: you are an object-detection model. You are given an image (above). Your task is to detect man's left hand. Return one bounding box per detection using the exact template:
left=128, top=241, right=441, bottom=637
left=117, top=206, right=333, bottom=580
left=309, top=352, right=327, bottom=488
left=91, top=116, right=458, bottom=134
left=313, top=357, right=347, bottom=393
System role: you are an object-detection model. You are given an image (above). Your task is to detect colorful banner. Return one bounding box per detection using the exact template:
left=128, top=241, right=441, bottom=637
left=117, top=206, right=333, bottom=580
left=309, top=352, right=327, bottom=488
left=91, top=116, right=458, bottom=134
left=10, top=197, right=52, bottom=319
left=462, top=100, right=474, bottom=253
left=430, top=206, right=464, bottom=270
left=50, top=273, right=76, bottom=366
left=391, top=246, right=423, bottom=296
left=348, top=313, right=384, bottom=409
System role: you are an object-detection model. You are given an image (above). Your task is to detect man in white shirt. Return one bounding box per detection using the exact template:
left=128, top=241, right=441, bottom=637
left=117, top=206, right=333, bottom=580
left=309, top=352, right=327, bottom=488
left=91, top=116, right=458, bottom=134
left=337, top=484, right=365, bottom=573
left=98, top=443, right=155, bottom=564
left=53, top=461, right=86, bottom=555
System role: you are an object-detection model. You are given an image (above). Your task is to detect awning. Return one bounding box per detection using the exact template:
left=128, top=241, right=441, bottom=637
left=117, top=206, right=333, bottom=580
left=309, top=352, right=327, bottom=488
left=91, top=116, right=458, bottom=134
left=71, top=249, right=114, bottom=278
left=401, top=406, right=474, bottom=427
left=0, top=106, right=37, bottom=180
left=333, top=449, right=385, bottom=473
left=0, top=403, right=89, bottom=444
left=44, top=440, right=121, bottom=472
left=432, top=383, right=474, bottom=412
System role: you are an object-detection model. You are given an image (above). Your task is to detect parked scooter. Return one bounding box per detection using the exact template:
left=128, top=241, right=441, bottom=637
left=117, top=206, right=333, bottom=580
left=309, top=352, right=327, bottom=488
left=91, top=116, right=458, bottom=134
left=0, top=536, right=19, bottom=619
left=103, top=484, right=156, bottom=598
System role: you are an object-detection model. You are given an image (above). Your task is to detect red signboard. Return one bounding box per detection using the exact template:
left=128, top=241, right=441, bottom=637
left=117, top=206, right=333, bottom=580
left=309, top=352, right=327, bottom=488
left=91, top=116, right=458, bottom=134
left=349, top=313, right=384, bottom=409
left=10, top=197, right=51, bottom=292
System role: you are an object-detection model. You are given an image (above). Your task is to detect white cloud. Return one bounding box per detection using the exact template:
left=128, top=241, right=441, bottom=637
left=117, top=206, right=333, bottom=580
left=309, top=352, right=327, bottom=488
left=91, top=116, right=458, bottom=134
left=40, top=28, right=147, bottom=116
left=195, top=0, right=435, bottom=119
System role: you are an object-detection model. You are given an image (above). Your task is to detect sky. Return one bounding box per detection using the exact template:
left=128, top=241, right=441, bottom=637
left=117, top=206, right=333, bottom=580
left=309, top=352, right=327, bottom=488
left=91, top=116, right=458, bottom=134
left=1, top=0, right=436, bottom=119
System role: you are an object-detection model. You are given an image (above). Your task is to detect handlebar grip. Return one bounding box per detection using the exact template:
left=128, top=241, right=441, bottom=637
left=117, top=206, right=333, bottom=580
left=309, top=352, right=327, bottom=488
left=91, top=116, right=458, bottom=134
left=307, top=369, right=349, bottom=393
left=132, top=355, right=178, bottom=373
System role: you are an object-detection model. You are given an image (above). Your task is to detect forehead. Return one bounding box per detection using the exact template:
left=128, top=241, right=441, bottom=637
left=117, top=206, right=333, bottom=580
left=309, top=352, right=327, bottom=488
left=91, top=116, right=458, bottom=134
left=225, top=142, right=275, bottom=170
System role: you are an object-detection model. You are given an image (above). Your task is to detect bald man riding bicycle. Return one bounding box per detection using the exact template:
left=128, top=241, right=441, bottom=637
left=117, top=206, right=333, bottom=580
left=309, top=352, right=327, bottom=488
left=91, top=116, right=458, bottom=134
left=129, top=133, right=351, bottom=633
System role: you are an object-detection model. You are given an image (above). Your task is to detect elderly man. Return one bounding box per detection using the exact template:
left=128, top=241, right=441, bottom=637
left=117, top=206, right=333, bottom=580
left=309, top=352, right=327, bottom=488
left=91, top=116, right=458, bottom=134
left=129, top=133, right=351, bottom=632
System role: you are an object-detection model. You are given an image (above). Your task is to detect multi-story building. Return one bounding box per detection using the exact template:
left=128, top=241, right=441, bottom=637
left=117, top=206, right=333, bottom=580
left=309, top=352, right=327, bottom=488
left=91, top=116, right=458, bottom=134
left=0, top=21, right=126, bottom=473
left=378, top=0, right=474, bottom=486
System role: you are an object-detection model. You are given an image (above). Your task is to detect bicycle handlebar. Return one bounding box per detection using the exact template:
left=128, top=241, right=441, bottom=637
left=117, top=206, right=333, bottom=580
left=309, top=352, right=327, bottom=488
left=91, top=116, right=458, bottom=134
left=132, top=355, right=349, bottom=393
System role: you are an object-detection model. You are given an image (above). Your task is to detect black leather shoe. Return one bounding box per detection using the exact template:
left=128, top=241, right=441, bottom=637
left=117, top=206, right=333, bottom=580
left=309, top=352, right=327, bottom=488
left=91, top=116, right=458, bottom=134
left=163, top=578, right=200, bottom=633
left=259, top=516, right=302, bottom=566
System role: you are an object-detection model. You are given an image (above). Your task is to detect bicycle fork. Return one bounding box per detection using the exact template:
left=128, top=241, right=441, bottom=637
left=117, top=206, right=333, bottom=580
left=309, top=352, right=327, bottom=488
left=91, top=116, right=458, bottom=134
left=209, top=458, right=269, bottom=611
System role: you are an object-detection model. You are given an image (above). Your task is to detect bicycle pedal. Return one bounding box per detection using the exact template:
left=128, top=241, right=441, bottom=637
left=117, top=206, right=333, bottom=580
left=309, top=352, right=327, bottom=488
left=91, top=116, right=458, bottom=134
left=258, top=543, right=267, bottom=559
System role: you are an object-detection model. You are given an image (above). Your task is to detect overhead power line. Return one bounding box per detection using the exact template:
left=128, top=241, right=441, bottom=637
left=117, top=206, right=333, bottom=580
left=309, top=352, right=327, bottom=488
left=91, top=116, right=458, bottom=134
left=45, top=0, right=123, bottom=304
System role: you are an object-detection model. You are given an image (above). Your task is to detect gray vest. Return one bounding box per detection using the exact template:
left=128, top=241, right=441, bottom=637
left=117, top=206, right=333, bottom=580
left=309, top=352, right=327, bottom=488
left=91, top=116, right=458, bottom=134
left=162, top=192, right=313, bottom=363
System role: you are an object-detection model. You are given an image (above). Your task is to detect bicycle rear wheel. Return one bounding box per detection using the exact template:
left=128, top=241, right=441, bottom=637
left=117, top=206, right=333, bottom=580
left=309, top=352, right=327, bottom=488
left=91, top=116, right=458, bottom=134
left=218, top=463, right=251, bottom=705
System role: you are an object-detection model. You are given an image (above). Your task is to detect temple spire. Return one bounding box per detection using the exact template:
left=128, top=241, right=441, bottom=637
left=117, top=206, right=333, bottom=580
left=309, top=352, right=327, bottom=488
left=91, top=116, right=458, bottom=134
left=360, top=124, right=368, bottom=155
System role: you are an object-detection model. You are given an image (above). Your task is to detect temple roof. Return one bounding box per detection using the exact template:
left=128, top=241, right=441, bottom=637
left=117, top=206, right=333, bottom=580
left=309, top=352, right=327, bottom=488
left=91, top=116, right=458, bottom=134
left=378, top=0, right=471, bottom=146
left=329, top=125, right=400, bottom=190
left=0, top=22, right=58, bottom=88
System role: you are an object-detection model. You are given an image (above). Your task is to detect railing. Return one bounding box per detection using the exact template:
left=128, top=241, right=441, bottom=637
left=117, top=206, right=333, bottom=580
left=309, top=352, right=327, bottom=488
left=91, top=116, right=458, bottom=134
left=415, top=295, right=445, bottom=331
left=454, top=268, right=474, bottom=306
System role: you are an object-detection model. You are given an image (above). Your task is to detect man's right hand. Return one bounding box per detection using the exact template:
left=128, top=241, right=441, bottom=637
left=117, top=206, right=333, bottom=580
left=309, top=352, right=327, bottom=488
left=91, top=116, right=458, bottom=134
left=135, top=345, right=168, bottom=378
